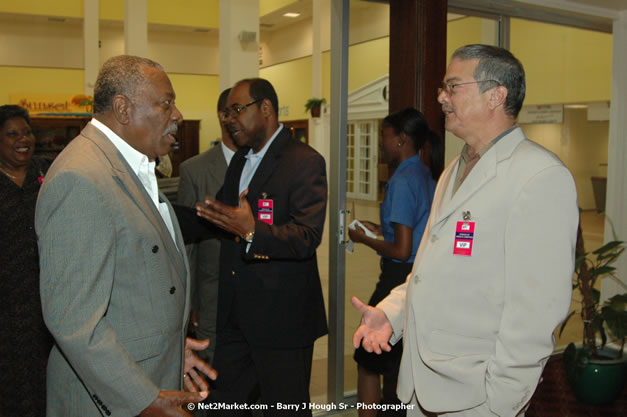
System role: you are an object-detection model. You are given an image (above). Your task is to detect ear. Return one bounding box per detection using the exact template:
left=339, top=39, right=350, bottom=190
left=112, top=94, right=131, bottom=125
left=488, top=85, right=508, bottom=111
left=398, top=132, right=409, bottom=147
left=261, top=98, right=272, bottom=118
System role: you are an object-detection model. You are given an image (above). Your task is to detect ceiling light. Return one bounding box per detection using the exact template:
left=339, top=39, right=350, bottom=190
left=283, top=12, right=300, bottom=18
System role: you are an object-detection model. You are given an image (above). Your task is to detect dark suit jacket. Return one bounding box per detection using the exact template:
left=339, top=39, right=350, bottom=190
left=177, top=128, right=328, bottom=348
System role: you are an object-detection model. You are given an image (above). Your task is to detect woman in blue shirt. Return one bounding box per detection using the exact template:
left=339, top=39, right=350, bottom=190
left=350, top=108, right=443, bottom=416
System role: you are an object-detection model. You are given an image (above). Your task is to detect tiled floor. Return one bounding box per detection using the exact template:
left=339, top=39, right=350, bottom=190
left=308, top=202, right=607, bottom=411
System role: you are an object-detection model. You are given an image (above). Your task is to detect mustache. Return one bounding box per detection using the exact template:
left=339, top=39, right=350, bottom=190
left=163, top=122, right=178, bottom=136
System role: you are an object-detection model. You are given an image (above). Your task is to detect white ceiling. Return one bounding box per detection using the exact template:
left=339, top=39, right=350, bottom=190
left=261, top=0, right=625, bottom=33
left=547, top=0, right=627, bottom=12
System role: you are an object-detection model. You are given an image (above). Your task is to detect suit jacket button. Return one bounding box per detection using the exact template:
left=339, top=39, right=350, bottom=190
left=234, top=236, right=241, bottom=243
left=231, top=270, right=236, bottom=276
left=170, top=286, right=176, bottom=294
left=152, top=245, right=159, bottom=253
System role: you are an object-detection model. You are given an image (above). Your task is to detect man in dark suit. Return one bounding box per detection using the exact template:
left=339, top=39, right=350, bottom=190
left=188, top=78, right=328, bottom=416
left=178, top=88, right=237, bottom=366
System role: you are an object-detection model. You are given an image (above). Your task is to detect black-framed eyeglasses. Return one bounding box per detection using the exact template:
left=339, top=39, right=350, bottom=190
left=437, top=80, right=501, bottom=96
left=221, top=99, right=262, bottom=120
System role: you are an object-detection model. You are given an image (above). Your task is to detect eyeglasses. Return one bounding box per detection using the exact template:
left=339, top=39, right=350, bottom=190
left=437, top=80, right=501, bottom=96
left=221, top=99, right=262, bottom=120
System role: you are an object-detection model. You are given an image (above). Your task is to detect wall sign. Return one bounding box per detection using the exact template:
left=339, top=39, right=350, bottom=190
left=518, top=104, right=563, bottom=124
left=10, top=93, right=93, bottom=115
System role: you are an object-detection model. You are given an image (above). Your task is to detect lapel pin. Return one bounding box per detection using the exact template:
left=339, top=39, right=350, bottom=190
left=463, top=211, right=471, bottom=221
left=261, top=192, right=268, bottom=199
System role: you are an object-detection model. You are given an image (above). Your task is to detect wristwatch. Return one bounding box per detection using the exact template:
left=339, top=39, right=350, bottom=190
left=243, top=230, right=255, bottom=243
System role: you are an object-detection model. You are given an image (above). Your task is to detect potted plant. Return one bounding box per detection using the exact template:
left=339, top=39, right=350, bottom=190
left=304, top=98, right=326, bottom=118
left=560, top=215, right=627, bottom=405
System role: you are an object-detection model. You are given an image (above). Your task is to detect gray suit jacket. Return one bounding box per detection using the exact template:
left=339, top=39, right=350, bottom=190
left=177, top=145, right=227, bottom=358
left=36, top=123, right=190, bottom=417
left=379, top=127, right=579, bottom=416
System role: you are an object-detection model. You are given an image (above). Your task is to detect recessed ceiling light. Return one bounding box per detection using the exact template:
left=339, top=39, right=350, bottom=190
left=283, top=12, right=300, bottom=18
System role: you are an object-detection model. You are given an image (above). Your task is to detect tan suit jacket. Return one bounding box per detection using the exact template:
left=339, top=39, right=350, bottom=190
left=36, top=123, right=190, bottom=417
left=379, top=127, right=578, bottom=416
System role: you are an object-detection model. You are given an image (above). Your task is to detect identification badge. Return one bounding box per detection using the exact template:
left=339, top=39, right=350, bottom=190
left=258, top=199, right=273, bottom=225
left=453, top=221, right=474, bottom=256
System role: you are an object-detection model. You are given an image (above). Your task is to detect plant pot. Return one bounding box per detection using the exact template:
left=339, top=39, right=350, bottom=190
left=564, top=345, right=626, bottom=406
left=310, top=105, right=321, bottom=118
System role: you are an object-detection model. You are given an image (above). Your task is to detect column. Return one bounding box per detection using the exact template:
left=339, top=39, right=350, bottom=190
left=124, top=0, right=148, bottom=56
left=602, top=10, right=627, bottom=300
left=83, top=0, right=99, bottom=95
left=219, top=0, right=259, bottom=91
left=309, top=0, right=330, bottom=167
left=388, top=0, right=447, bottom=140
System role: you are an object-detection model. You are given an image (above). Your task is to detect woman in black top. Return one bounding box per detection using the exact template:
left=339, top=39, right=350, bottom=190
left=0, top=105, right=53, bottom=417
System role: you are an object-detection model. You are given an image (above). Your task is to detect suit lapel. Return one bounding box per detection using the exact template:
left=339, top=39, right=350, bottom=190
left=246, top=129, right=289, bottom=200
left=222, top=149, right=247, bottom=205
left=432, top=127, right=526, bottom=227
left=80, top=124, right=186, bottom=281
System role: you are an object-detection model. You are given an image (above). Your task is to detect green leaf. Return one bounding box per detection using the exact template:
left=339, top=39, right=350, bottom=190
left=596, top=246, right=624, bottom=261
left=592, top=288, right=601, bottom=305
left=590, top=265, right=616, bottom=277
left=592, top=240, right=624, bottom=255
left=601, top=297, right=627, bottom=340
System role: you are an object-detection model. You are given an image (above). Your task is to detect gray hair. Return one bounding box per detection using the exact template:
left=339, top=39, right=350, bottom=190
left=452, top=44, right=526, bottom=118
left=93, top=55, right=164, bottom=114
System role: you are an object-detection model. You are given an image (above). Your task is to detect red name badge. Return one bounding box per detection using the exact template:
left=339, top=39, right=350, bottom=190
left=258, top=199, right=273, bottom=225
left=453, top=221, right=474, bottom=256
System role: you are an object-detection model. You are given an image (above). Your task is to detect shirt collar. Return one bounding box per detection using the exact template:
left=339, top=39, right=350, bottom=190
left=460, top=124, right=518, bottom=163
left=90, top=118, right=152, bottom=177
left=220, top=141, right=236, bottom=165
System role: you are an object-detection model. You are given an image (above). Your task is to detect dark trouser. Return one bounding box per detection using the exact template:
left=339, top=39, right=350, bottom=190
left=206, top=323, right=314, bottom=417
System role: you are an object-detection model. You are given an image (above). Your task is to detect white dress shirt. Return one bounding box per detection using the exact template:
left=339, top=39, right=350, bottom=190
left=239, top=124, right=283, bottom=195
left=221, top=141, right=235, bottom=166
left=90, top=119, right=178, bottom=247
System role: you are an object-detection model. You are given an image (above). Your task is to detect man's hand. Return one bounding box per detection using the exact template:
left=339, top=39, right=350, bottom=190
left=196, top=189, right=255, bottom=238
left=351, top=296, right=393, bottom=354
left=183, top=338, right=218, bottom=393
left=139, top=390, right=206, bottom=417
left=190, top=309, right=199, bottom=329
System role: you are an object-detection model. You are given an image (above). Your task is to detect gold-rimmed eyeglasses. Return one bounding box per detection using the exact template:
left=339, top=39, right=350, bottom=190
left=220, top=99, right=262, bottom=121
left=437, top=80, right=501, bottom=96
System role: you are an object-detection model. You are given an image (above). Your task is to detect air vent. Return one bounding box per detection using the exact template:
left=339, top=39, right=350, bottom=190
left=194, top=28, right=210, bottom=33
left=260, top=23, right=274, bottom=28
left=48, top=17, right=67, bottom=22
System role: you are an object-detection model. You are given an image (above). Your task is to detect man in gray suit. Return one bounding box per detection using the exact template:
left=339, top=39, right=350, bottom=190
left=178, top=88, right=238, bottom=365
left=36, top=55, right=216, bottom=417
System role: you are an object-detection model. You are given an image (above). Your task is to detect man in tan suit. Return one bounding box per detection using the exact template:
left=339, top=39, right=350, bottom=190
left=37, top=55, right=215, bottom=417
left=352, top=45, right=578, bottom=416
